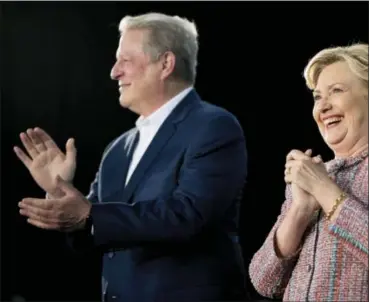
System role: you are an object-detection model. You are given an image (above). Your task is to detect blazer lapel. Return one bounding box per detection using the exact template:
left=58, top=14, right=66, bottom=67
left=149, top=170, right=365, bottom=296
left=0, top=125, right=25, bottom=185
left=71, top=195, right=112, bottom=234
left=99, top=129, right=139, bottom=201
left=121, top=123, right=176, bottom=203
left=121, top=89, right=200, bottom=204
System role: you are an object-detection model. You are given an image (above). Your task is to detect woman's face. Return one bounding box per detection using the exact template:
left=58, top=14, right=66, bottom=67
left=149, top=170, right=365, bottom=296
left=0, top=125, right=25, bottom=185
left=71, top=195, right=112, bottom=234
left=312, top=61, right=368, bottom=157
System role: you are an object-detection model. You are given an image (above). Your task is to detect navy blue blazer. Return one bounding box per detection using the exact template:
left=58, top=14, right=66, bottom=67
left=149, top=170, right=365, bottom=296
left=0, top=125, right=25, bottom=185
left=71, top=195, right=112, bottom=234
left=69, top=89, right=248, bottom=302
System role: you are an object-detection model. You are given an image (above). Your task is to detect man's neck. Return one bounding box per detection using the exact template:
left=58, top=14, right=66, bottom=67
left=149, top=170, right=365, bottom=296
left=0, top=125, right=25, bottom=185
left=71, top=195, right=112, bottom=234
left=141, top=82, right=191, bottom=117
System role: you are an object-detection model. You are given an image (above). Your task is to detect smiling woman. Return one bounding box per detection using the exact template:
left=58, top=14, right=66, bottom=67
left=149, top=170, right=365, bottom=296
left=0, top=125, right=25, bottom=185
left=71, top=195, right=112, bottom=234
left=248, top=43, right=369, bottom=302
left=307, top=44, right=368, bottom=159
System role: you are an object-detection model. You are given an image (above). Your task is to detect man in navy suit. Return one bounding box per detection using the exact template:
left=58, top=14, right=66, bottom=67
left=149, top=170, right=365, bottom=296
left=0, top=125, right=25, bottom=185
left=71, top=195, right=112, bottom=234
left=15, top=12, right=248, bottom=302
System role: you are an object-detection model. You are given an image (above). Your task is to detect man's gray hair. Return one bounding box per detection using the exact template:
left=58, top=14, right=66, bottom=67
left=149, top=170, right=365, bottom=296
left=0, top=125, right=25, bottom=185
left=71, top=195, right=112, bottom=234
left=119, top=12, right=199, bottom=85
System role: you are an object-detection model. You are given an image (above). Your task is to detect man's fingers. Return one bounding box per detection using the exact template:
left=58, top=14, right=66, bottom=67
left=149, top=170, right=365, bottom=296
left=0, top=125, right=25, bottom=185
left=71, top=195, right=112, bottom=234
left=26, top=218, right=59, bottom=230
left=19, top=204, right=72, bottom=226
left=20, top=132, right=39, bottom=159
left=19, top=209, right=59, bottom=224
left=20, top=198, right=53, bottom=209
left=13, top=146, right=32, bottom=168
left=27, top=128, right=47, bottom=153
left=19, top=204, right=55, bottom=220
left=34, top=127, right=59, bottom=150
left=25, top=216, right=75, bottom=231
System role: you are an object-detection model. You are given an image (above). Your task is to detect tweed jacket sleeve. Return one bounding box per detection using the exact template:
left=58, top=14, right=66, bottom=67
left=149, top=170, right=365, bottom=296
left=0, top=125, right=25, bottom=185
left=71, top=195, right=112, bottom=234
left=328, top=157, right=368, bottom=266
left=248, top=185, right=302, bottom=299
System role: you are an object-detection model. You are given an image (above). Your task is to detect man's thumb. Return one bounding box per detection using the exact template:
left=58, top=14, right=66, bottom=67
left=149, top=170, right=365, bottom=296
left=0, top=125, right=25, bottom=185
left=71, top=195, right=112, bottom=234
left=65, top=138, right=77, bottom=162
left=56, top=175, right=74, bottom=193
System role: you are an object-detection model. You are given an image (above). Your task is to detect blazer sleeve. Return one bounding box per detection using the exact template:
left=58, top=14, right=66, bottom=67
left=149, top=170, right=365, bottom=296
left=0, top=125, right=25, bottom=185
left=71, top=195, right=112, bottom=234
left=248, top=185, right=301, bottom=299
left=88, top=113, right=247, bottom=248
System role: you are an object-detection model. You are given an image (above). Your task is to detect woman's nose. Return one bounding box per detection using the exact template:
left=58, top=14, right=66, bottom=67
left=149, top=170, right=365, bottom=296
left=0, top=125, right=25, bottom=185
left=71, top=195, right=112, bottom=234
left=318, top=99, right=332, bottom=114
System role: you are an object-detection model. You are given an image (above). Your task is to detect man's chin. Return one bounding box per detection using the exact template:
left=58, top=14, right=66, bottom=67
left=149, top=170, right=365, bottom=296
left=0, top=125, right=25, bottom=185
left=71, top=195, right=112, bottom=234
left=119, top=98, right=130, bottom=108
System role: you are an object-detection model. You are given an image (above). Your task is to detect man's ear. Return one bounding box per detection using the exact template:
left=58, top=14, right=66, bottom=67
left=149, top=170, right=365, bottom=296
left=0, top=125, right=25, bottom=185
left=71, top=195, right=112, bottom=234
left=160, top=51, right=176, bottom=80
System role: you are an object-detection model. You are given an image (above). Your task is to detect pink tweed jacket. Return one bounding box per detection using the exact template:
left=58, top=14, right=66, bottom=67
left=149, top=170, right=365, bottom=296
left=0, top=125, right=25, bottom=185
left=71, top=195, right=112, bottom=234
left=249, top=151, right=369, bottom=302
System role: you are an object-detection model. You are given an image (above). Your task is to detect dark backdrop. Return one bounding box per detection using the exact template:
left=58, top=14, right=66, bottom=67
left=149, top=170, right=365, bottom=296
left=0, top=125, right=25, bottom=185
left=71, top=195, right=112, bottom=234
left=1, top=1, right=368, bottom=301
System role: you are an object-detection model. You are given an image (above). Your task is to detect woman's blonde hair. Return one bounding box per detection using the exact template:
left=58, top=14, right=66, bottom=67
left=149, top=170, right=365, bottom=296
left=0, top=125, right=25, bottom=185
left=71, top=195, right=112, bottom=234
left=303, top=43, right=369, bottom=90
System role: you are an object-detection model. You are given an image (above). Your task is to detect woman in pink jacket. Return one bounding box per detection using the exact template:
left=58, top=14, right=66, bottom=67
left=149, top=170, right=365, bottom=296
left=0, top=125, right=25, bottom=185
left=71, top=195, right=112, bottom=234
left=249, top=43, right=368, bottom=302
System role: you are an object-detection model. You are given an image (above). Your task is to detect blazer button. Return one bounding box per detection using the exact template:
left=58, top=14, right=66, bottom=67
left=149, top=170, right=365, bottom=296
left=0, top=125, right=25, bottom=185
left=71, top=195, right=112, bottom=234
left=108, top=252, right=114, bottom=259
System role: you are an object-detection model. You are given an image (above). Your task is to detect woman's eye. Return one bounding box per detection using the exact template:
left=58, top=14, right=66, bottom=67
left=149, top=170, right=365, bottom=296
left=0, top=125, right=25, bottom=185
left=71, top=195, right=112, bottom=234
left=332, top=87, right=343, bottom=93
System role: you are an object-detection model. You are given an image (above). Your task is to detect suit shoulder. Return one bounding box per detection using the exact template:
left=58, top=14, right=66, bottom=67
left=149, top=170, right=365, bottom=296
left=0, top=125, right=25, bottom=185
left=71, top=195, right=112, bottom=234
left=191, top=100, right=242, bottom=126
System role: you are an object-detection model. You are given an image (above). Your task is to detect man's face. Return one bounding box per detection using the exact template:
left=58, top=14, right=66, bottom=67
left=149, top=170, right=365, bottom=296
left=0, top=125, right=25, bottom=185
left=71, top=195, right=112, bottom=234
left=110, top=29, right=163, bottom=114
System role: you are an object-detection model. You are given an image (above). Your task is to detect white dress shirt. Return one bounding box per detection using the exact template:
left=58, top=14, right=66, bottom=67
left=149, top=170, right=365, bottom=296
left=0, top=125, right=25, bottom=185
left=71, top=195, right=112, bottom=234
left=125, top=86, right=193, bottom=185
left=89, top=87, right=192, bottom=235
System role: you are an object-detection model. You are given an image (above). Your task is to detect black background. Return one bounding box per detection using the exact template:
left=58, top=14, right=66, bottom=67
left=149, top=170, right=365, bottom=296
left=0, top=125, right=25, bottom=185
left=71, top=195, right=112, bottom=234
left=1, top=1, right=368, bottom=301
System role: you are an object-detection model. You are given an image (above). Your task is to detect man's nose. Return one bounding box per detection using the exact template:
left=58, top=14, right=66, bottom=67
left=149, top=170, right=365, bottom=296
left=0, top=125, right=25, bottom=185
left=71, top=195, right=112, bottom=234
left=110, top=62, right=121, bottom=80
